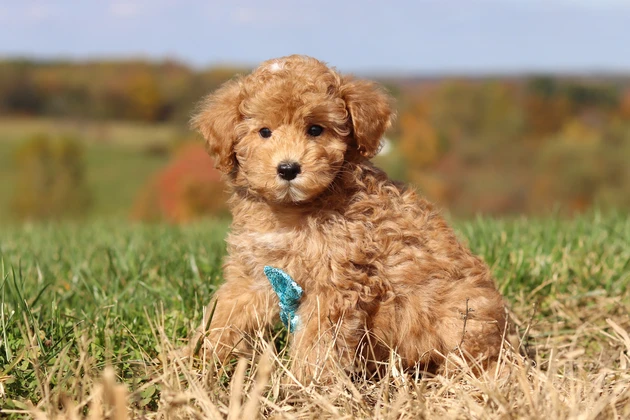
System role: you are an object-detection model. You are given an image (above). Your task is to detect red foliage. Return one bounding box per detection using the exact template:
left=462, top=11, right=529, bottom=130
left=132, top=143, right=228, bottom=223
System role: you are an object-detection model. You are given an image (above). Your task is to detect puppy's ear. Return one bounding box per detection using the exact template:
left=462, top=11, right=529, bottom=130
left=190, top=80, right=242, bottom=174
left=341, top=78, right=394, bottom=158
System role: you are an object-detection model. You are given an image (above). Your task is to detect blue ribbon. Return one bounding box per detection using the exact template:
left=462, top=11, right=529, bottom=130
left=263, top=266, right=303, bottom=331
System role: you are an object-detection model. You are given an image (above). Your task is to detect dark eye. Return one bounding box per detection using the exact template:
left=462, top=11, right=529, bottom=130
left=259, top=128, right=272, bottom=138
left=307, top=125, right=324, bottom=137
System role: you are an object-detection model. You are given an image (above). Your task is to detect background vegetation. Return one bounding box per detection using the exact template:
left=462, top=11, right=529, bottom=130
left=1, top=59, right=629, bottom=222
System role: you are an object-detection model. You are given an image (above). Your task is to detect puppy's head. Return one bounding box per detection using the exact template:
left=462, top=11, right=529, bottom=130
left=191, top=55, right=393, bottom=204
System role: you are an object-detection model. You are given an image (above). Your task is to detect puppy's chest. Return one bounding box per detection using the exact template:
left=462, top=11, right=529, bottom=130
left=231, top=227, right=337, bottom=286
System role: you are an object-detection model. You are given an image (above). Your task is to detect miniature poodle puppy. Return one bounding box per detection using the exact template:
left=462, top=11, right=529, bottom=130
left=189, top=55, right=506, bottom=382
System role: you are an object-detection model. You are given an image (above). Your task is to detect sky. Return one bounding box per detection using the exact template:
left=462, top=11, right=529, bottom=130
left=1, top=0, right=629, bottom=75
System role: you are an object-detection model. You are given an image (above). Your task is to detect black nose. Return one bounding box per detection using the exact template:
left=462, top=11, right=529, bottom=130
left=277, top=161, right=301, bottom=181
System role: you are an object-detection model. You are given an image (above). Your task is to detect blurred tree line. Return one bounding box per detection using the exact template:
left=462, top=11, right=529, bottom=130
left=2, top=59, right=629, bottom=218
left=0, top=59, right=241, bottom=122
left=396, top=76, right=630, bottom=215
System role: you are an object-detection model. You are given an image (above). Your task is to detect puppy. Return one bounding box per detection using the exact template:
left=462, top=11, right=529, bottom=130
left=189, top=55, right=506, bottom=382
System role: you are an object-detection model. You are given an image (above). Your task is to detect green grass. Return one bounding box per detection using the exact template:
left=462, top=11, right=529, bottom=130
left=0, top=219, right=229, bottom=412
left=0, top=213, right=629, bottom=418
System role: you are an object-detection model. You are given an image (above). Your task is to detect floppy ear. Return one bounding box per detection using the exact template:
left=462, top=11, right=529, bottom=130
left=190, top=79, right=243, bottom=175
left=341, top=78, right=394, bottom=158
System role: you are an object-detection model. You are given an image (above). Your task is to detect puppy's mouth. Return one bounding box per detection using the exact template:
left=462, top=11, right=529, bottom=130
left=275, top=177, right=310, bottom=203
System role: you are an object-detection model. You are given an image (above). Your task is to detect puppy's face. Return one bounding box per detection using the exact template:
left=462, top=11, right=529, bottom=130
left=232, top=74, right=350, bottom=203
left=192, top=55, right=393, bottom=205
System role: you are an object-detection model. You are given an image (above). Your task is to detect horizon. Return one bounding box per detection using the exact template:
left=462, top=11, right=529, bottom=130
left=2, top=55, right=630, bottom=79
left=2, top=0, right=630, bottom=76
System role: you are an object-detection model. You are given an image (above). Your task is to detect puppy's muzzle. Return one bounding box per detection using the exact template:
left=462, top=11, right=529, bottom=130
left=277, top=161, right=301, bottom=181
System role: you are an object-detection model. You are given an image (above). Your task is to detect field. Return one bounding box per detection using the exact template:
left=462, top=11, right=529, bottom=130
left=1, top=213, right=629, bottom=418
left=0, top=118, right=186, bottom=222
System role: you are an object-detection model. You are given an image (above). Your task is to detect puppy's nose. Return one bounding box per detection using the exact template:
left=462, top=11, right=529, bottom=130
left=277, top=161, right=301, bottom=181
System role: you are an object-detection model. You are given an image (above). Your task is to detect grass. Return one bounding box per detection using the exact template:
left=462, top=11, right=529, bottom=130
left=0, top=213, right=629, bottom=418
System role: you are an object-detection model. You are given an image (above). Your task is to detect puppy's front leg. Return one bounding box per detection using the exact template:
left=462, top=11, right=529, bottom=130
left=189, top=274, right=277, bottom=362
left=289, top=301, right=363, bottom=384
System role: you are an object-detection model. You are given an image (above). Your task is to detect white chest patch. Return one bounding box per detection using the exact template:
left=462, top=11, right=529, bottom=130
left=244, top=229, right=296, bottom=250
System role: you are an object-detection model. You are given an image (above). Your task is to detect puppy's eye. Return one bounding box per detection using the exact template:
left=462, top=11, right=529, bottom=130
left=307, top=125, right=324, bottom=137
left=259, top=128, right=272, bottom=138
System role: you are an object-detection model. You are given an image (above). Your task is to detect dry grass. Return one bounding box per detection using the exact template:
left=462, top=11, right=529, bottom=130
left=6, top=291, right=629, bottom=419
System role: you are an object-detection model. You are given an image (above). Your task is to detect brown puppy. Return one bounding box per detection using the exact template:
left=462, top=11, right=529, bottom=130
left=189, top=55, right=506, bottom=382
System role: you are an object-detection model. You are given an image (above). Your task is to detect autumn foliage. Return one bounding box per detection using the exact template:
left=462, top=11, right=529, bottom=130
left=132, top=143, right=228, bottom=223
left=397, top=77, right=630, bottom=215
left=0, top=59, right=243, bottom=123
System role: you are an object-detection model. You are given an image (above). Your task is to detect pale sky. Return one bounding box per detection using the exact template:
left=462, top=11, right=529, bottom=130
left=1, top=0, right=629, bottom=74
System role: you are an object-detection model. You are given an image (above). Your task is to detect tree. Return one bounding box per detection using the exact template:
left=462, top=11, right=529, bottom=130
left=12, top=134, right=92, bottom=220
left=132, top=143, right=228, bottom=223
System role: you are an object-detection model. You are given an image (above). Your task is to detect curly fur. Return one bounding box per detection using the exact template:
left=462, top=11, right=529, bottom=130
left=189, top=55, right=506, bottom=382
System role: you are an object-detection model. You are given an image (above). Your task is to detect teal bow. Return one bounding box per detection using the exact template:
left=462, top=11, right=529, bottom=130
left=263, top=266, right=303, bottom=331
